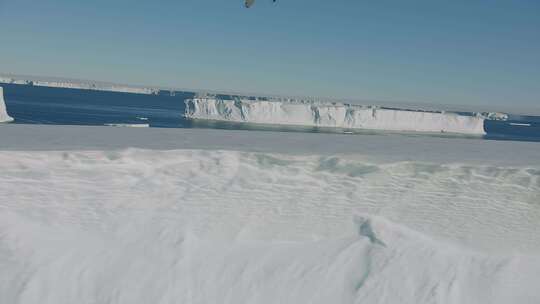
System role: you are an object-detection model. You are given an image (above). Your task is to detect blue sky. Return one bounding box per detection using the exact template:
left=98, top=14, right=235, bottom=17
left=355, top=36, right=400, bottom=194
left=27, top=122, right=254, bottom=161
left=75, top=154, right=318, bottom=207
left=0, top=0, right=539, bottom=107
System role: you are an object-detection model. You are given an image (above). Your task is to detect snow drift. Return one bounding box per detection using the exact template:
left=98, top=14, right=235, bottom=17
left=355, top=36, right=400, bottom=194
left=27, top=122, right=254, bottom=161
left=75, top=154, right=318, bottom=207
left=185, top=98, right=487, bottom=135
left=0, top=149, right=539, bottom=304
left=2, top=211, right=538, bottom=304
left=0, top=87, right=14, bottom=123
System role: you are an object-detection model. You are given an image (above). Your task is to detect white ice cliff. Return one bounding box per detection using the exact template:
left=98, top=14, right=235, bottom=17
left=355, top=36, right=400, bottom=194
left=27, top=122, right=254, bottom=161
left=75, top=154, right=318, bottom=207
left=185, top=98, right=487, bottom=135
left=0, top=87, right=14, bottom=123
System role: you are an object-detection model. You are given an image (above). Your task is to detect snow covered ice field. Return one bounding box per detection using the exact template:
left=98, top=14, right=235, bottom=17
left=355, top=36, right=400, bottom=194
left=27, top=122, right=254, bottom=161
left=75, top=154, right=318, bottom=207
left=0, top=125, right=539, bottom=304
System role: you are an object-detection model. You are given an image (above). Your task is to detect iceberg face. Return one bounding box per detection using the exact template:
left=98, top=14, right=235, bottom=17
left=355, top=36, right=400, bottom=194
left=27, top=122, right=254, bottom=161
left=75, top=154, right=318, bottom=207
left=0, top=87, right=14, bottom=123
left=185, top=98, right=486, bottom=135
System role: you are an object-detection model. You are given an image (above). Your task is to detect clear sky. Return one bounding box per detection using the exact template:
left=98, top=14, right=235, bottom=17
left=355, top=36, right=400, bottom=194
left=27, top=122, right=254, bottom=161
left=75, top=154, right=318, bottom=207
left=0, top=0, right=539, bottom=107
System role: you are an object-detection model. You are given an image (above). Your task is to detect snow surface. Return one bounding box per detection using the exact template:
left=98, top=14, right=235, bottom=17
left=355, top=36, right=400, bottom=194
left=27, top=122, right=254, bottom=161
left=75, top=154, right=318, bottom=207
left=0, top=87, right=14, bottom=123
left=185, top=98, right=487, bottom=135
left=0, top=125, right=539, bottom=303
left=2, top=124, right=540, bottom=166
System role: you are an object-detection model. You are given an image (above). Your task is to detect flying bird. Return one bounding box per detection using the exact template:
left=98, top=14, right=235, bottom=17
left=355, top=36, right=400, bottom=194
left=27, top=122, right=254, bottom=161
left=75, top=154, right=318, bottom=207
left=245, top=0, right=276, bottom=8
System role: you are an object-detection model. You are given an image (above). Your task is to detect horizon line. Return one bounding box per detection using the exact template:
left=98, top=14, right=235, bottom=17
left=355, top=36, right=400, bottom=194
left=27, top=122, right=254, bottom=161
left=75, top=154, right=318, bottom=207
left=1, top=72, right=539, bottom=116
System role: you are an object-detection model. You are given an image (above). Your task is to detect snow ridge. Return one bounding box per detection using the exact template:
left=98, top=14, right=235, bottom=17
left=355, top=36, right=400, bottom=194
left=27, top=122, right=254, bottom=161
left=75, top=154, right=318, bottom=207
left=185, top=98, right=486, bottom=135
left=0, top=149, right=539, bottom=303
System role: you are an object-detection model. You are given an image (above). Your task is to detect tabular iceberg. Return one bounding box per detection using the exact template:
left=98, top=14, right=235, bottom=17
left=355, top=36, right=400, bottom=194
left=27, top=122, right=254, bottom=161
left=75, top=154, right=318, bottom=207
left=0, top=87, right=14, bottom=123
left=185, top=98, right=487, bottom=135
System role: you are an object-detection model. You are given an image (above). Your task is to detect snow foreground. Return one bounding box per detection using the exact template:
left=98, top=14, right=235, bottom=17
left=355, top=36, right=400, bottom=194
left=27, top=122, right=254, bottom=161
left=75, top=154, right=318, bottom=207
left=1, top=149, right=539, bottom=304
left=185, top=98, right=487, bottom=135
left=0, top=87, right=14, bottom=123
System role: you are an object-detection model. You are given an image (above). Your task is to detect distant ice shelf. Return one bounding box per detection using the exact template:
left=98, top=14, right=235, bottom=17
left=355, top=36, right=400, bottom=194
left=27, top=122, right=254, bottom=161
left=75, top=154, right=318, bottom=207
left=0, top=76, right=159, bottom=95
left=0, top=87, right=14, bottom=123
left=185, top=98, right=488, bottom=135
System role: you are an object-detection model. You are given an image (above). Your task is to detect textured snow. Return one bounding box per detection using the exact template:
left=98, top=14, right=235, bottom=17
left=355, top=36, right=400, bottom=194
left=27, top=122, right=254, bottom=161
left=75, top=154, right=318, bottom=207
left=1, top=146, right=540, bottom=303
left=0, top=87, right=14, bottom=123
left=0, top=126, right=539, bottom=303
left=185, top=98, right=487, bottom=135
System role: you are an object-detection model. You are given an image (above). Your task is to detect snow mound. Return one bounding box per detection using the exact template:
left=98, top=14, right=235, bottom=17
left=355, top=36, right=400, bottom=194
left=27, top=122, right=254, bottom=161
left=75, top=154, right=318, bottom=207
left=1, top=210, right=538, bottom=304
left=185, top=98, right=486, bottom=135
left=1, top=149, right=539, bottom=304
left=0, top=87, right=14, bottom=123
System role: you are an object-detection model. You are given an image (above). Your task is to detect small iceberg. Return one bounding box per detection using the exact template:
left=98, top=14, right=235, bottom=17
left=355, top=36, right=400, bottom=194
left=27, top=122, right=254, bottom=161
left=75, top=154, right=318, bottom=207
left=509, top=123, right=531, bottom=127
left=0, top=87, right=14, bottom=123
left=104, top=123, right=150, bottom=128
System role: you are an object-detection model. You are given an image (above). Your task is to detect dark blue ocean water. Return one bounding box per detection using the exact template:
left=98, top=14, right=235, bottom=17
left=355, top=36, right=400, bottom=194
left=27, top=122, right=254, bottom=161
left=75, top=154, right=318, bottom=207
left=2, top=83, right=539, bottom=142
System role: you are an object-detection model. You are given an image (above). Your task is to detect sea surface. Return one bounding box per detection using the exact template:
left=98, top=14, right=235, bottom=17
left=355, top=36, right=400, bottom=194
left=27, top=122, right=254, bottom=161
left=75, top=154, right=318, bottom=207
left=2, top=83, right=539, bottom=142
